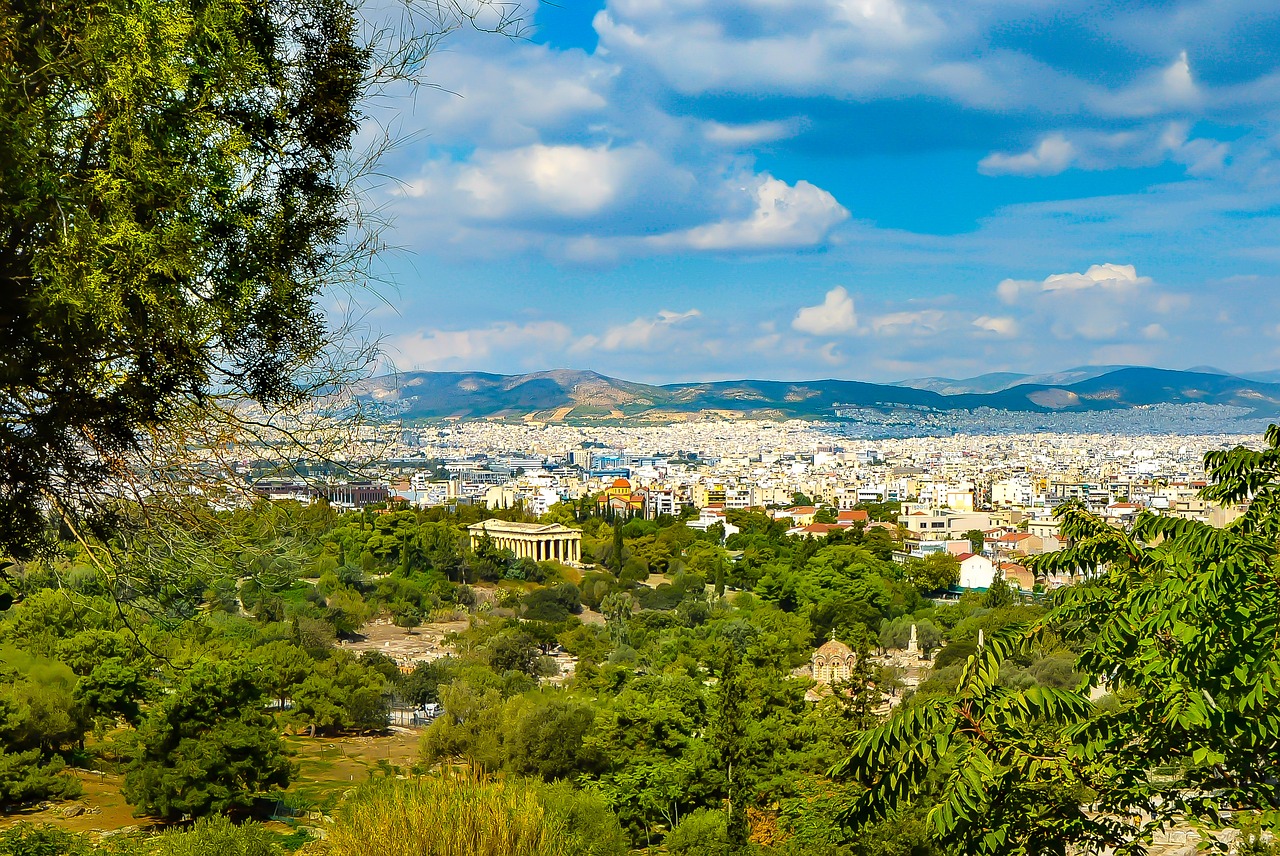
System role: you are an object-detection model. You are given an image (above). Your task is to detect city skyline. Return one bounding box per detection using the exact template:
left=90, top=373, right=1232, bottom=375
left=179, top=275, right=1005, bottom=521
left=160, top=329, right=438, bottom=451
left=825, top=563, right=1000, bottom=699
left=353, top=0, right=1280, bottom=384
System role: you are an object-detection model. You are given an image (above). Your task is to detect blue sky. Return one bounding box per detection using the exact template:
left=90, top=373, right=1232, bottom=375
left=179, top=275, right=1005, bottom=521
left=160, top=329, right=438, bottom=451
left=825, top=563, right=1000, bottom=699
left=354, top=0, right=1280, bottom=383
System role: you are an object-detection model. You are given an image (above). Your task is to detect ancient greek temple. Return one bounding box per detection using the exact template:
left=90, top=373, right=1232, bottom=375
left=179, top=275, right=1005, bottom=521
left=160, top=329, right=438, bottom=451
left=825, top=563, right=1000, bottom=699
left=467, top=519, right=583, bottom=566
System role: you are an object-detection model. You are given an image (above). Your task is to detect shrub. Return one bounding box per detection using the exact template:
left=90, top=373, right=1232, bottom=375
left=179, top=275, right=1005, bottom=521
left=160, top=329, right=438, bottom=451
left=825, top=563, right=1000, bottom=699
left=664, top=808, right=730, bottom=856
left=316, top=773, right=577, bottom=856
left=154, top=816, right=283, bottom=856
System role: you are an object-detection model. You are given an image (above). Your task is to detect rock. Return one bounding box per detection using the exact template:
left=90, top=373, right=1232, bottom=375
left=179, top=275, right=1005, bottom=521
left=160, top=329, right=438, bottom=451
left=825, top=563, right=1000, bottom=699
left=62, top=805, right=85, bottom=817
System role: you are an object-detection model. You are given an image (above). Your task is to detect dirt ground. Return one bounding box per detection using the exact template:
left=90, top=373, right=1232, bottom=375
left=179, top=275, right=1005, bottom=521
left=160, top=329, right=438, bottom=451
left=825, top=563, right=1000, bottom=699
left=0, top=768, right=159, bottom=836
left=336, top=617, right=469, bottom=668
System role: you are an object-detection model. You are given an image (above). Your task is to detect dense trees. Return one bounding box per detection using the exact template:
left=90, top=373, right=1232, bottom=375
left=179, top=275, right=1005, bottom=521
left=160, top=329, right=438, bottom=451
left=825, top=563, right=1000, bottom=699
left=11, top=456, right=1251, bottom=853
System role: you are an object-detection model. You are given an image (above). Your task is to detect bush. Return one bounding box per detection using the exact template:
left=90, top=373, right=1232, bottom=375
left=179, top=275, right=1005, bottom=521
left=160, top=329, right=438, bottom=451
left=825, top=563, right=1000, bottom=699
left=664, top=808, right=730, bottom=856
left=0, top=824, right=94, bottom=856
left=534, top=781, right=627, bottom=856
left=154, top=816, right=283, bottom=856
left=315, top=773, right=586, bottom=856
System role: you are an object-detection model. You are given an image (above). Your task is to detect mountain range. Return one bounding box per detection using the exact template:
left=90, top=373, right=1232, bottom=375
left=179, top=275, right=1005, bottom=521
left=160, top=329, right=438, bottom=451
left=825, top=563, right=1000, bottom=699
left=355, top=366, right=1280, bottom=422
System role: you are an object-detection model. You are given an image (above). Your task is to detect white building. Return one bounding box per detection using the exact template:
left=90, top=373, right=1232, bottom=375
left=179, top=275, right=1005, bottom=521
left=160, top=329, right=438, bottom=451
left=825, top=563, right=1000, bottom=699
left=956, top=552, right=996, bottom=589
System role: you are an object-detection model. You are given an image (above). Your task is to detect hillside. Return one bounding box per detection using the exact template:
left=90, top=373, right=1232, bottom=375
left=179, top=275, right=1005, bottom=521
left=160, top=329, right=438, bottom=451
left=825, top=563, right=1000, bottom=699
left=357, top=366, right=1280, bottom=422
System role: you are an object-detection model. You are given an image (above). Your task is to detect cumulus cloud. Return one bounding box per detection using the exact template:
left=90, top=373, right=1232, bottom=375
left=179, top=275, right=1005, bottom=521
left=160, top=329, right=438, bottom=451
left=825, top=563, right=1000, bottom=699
left=652, top=176, right=849, bottom=251
left=997, top=263, right=1152, bottom=305
left=990, top=263, right=1188, bottom=343
left=793, top=287, right=858, bottom=336
left=576, top=309, right=703, bottom=352
left=367, top=39, right=612, bottom=151
left=979, top=134, right=1076, bottom=176
left=979, top=122, right=1231, bottom=178
left=401, top=143, right=686, bottom=221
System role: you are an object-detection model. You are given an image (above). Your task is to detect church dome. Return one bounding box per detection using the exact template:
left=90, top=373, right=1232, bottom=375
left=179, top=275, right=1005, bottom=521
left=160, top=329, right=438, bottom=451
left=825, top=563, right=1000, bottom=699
left=815, top=638, right=853, bottom=659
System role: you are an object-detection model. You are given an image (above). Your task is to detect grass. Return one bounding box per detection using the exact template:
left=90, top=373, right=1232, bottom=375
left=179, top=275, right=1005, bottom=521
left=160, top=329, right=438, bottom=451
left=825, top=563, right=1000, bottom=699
left=314, top=771, right=572, bottom=856
left=281, top=732, right=421, bottom=813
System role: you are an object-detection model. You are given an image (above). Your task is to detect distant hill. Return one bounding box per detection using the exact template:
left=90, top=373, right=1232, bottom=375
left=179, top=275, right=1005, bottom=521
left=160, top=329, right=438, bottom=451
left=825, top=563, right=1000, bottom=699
left=894, top=365, right=1131, bottom=395
left=356, top=366, right=1280, bottom=422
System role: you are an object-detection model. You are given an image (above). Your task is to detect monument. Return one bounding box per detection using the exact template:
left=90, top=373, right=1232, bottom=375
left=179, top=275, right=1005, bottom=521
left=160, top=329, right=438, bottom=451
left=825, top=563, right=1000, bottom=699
left=467, top=519, right=584, bottom=566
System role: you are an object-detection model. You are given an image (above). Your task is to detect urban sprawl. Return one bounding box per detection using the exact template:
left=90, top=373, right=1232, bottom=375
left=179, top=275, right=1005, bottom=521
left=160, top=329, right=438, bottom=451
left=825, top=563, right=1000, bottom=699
left=250, top=419, right=1255, bottom=593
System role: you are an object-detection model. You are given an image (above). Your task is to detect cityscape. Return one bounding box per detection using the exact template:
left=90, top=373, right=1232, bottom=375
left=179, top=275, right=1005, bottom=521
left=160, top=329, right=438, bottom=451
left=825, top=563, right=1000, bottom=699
left=6, top=0, right=1280, bottom=855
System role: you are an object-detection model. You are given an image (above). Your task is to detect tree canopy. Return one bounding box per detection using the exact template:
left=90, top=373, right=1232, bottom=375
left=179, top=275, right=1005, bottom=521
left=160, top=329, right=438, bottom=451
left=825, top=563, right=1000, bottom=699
left=0, top=0, right=382, bottom=561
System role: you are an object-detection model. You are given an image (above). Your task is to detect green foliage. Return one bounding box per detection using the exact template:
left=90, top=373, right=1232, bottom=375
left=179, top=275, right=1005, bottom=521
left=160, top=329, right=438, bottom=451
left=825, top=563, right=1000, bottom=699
left=123, top=660, right=291, bottom=820
left=0, top=824, right=95, bottom=856
left=289, top=652, right=388, bottom=735
left=664, top=808, right=731, bottom=855
left=902, top=553, right=960, bottom=593
left=153, top=816, right=283, bottom=856
left=0, top=645, right=87, bottom=803
left=835, top=425, right=1280, bottom=854
left=0, top=0, right=369, bottom=561
left=315, top=772, right=599, bottom=856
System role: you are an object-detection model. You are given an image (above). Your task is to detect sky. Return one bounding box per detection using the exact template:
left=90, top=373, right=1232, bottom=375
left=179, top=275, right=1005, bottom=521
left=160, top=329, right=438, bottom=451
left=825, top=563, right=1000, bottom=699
left=350, top=0, right=1280, bottom=384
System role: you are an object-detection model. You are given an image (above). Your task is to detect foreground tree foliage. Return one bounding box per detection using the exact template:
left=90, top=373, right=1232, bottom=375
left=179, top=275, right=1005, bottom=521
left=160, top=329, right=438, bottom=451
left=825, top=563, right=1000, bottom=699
left=0, top=0, right=374, bottom=561
left=837, top=426, right=1280, bottom=854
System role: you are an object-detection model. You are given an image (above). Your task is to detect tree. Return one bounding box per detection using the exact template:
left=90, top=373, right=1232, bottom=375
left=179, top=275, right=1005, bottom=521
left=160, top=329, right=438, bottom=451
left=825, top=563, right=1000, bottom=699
left=902, top=552, right=960, bottom=593
left=710, top=647, right=751, bottom=853
left=0, top=647, right=87, bottom=804
left=962, top=529, right=985, bottom=554
left=0, top=0, right=524, bottom=577
left=393, top=604, right=423, bottom=634
left=123, top=660, right=291, bottom=819
left=289, top=653, right=387, bottom=735
left=835, top=426, right=1280, bottom=854
left=613, top=523, right=626, bottom=574
left=0, top=0, right=370, bottom=562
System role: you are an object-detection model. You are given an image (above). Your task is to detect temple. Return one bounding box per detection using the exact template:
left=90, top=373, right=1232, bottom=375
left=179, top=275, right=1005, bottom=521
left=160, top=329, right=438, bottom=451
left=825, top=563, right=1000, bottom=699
left=467, top=519, right=584, bottom=566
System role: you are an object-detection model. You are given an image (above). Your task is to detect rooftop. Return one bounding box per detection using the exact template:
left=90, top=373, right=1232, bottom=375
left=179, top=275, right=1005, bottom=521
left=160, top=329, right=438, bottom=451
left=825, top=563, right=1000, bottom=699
left=467, top=520, right=581, bottom=535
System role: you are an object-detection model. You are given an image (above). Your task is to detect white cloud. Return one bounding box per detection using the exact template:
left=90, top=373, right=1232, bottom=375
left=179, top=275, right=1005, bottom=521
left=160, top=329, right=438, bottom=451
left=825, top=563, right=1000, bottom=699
left=703, top=118, right=804, bottom=146
left=991, top=263, right=1186, bottom=343
left=576, top=309, right=702, bottom=352
left=652, top=175, right=849, bottom=251
left=979, top=134, right=1076, bottom=177
left=998, top=263, right=1151, bottom=304
left=1094, top=51, right=1202, bottom=118
left=870, top=309, right=949, bottom=336
left=389, top=321, right=573, bottom=369
left=402, top=143, right=682, bottom=221
left=793, top=287, right=858, bottom=336
left=979, top=122, right=1230, bottom=178
left=368, top=40, right=613, bottom=150
left=1041, top=263, right=1150, bottom=294
left=973, top=315, right=1017, bottom=336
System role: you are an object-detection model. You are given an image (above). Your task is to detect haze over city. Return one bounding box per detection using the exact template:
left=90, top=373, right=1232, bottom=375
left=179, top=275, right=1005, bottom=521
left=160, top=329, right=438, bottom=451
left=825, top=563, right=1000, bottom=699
left=357, top=1, right=1280, bottom=383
